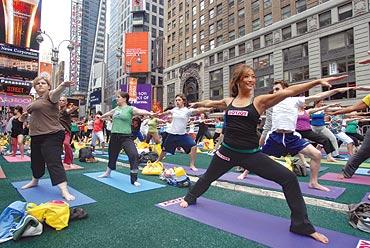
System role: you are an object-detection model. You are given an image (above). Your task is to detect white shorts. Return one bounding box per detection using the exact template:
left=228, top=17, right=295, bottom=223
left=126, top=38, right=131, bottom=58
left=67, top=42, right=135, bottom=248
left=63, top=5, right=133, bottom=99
left=91, top=131, right=105, bottom=146
left=334, top=132, right=353, bottom=144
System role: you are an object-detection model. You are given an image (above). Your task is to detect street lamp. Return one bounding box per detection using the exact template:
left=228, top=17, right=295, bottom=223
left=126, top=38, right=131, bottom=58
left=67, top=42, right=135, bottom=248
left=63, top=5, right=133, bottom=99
left=36, top=30, right=74, bottom=89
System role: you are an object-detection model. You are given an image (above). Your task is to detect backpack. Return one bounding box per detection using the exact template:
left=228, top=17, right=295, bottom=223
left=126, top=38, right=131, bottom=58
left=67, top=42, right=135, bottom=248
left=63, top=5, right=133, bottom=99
left=78, top=147, right=94, bottom=162
left=291, top=158, right=307, bottom=177
left=138, top=151, right=158, bottom=164
left=165, top=175, right=191, bottom=188
left=348, top=202, right=370, bottom=233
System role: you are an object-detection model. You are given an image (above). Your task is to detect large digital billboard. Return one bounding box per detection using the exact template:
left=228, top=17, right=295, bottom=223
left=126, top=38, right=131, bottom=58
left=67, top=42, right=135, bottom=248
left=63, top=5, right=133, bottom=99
left=0, top=51, right=38, bottom=80
left=120, top=83, right=152, bottom=111
left=124, top=32, right=149, bottom=73
left=0, top=0, right=42, bottom=50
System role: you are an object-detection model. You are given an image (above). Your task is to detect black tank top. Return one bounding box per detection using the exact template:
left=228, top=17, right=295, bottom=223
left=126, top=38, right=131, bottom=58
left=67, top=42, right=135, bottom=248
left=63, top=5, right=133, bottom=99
left=223, top=100, right=260, bottom=150
left=11, top=118, right=24, bottom=137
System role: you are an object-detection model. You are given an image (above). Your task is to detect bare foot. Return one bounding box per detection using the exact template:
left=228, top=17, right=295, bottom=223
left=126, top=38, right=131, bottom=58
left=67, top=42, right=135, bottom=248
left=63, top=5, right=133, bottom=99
left=237, top=170, right=248, bottom=180
left=308, top=182, right=330, bottom=192
left=98, top=172, right=111, bottom=178
left=326, top=158, right=337, bottom=163
left=190, top=166, right=198, bottom=171
left=21, top=179, right=39, bottom=189
left=180, top=199, right=189, bottom=208
left=310, top=232, right=329, bottom=244
left=63, top=163, right=71, bottom=169
left=62, top=191, right=76, bottom=201
left=337, top=173, right=345, bottom=179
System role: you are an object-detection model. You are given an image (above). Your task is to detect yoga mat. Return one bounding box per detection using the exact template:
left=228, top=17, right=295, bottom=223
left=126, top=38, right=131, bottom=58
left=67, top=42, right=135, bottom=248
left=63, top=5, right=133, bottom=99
left=3, top=155, right=30, bottom=162
left=93, top=151, right=108, bottom=155
left=84, top=171, right=166, bottom=193
left=156, top=197, right=362, bottom=248
left=0, top=166, right=5, bottom=179
left=362, top=193, right=370, bottom=203
left=64, top=164, right=84, bottom=171
left=355, top=168, right=370, bottom=176
left=11, top=179, right=96, bottom=207
left=307, top=166, right=328, bottom=173
left=101, top=154, right=129, bottom=161
left=321, top=159, right=370, bottom=168
left=319, top=173, right=370, bottom=186
left=164, top=163, right=345, bottom=199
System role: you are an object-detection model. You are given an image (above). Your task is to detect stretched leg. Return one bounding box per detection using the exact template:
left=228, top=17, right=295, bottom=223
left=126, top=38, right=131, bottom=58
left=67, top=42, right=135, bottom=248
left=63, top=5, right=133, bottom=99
left=243, top=152, right=327, bottom=243
left=121, top=137, right=140, bottom=186
left=342, top=129, right=370, bottom=178
left=63, top=131, right=73, bottom=166
left=22, top=135, right=45, bottom=189
left=312, top=126, right=339, bottom=156
left=11, top=137, right=17, bottom=156
left=17, top=135, right=24, bottom=158
left=297, top=152, right=310, bottom=168
left=99, top=134, right=122, bottom=177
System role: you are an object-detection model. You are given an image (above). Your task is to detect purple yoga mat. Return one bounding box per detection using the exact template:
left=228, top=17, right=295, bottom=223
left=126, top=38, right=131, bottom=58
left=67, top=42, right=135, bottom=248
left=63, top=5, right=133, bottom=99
left=319, top=173, right=370, bottom=186
left=163, top=163, right=345, bottom=199
left=156, top=197, right=363, bottom=248
left=362, top=192, right=370, bottom=203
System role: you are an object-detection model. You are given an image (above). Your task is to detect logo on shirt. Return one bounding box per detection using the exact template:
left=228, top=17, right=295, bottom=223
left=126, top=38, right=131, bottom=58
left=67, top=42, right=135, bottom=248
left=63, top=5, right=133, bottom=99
left=227, top=110, right=249, bottom=116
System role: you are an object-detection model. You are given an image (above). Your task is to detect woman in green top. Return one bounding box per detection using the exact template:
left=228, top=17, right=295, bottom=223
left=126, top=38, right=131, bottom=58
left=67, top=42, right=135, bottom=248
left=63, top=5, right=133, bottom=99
left=99, top=92, right=155, bottom=186
left=70, top=120, right=79, bottom=144
left=144, top=116, right=166, bottom=144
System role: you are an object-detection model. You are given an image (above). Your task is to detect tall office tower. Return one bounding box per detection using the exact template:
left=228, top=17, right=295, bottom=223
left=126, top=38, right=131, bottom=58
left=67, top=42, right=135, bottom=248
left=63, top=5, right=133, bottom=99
left=163, top=0, right=370, bottom=107
left=106, top=0, right=165, bottom=109
left=70, top=0, right=106, bottom=94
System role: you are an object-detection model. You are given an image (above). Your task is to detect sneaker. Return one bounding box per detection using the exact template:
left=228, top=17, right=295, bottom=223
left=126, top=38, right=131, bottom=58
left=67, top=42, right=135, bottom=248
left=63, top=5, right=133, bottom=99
left=133, top=181, right=141, bottom=187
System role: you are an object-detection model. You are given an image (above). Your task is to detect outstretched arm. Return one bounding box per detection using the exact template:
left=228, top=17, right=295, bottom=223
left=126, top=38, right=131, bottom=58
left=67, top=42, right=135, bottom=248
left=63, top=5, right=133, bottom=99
left=332, top=101, right=368, bottom=115
left=305, top=86, right=354, bottom=104
left=190, top=97, right=232, bottom=110
left=101, top=109, right=116, bottom=119
left=191, top=107, right=213, bottom=115
left=307, top=103, right=339, bottom=114
left=254, top=75, right=347, bottom=114
left=132, top=107, right=154, bottom=116
left=49, top=81, right=75, bottom=103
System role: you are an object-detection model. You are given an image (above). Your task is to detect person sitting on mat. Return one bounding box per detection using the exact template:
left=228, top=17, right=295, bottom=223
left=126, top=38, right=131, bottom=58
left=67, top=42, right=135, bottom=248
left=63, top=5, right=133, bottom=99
left=180, top=64, right=346, bottom=244
left=98, top=91, right=156, bottom=186
left=155, top=94, right=212, bottom=171
left=21, top=76, right=75, bottom=201
left=10, top=106, right=25, bottom=158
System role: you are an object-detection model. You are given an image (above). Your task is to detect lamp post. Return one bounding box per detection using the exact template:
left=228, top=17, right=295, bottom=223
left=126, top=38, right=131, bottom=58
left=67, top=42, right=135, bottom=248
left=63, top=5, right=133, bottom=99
left=36, top=30, right=74, bottom=89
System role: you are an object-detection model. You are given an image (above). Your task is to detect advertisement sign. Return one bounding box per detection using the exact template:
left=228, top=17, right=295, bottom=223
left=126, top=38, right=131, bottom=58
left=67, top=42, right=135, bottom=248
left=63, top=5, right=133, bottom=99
left=39, top=61, right=52, bottom=79
left=0, top=0, right=43, bottom=50
left=128, top=77, right=137, bottom=101
left=124, top=32, right=149, bottom=73
left=0, top=77, right=32, bottom=94
left=0, top=52, right=38, bottom=80
left=89, top=88, right=101, bottom=106
left=0, top=93, right=32, bottom=107
left=120, top=83, right=152, bottom=111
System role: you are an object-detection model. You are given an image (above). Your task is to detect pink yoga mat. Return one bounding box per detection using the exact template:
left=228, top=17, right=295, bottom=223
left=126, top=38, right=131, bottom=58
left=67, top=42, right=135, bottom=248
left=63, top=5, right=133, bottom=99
left=64, top=164, right=84, bottom=171
left=3, top=155, right=31, bottom=162
left=0, top=166, right=5, bottom=179
left=319, top=173, right=370, bottom=186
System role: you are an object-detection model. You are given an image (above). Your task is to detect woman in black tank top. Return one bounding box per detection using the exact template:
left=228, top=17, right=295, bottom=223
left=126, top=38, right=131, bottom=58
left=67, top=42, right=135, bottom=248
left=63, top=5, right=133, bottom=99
left=179, top=64, right=345, bottom=244
left=10, top=106, right=25, bottom=158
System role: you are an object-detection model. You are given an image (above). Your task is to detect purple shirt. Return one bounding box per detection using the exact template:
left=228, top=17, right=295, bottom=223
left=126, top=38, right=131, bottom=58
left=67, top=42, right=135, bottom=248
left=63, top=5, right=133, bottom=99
left=296, top=111, right=311, bottom=131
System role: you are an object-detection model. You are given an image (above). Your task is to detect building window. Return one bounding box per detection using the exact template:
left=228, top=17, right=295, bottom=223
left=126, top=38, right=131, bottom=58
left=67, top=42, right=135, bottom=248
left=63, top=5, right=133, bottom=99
left=186, top=38, right=190, bottom=46
left=228, top=14, right=235, bottom=26
left=284, top=66, right=309, bottom=83
left=152, top=5, right=157, bottom=13
left=252, top=19, right=260, bottom=31
left=217, top=20, right=223, bottom=31
left=252, top=0, right=259, bottom=13
left=320, top=29, right=353, bottom=52
left=200, top=44, right=205, bottom=53
left=253, top=37, right=260, bottom=50
left=264, top=14, right=272, bottom=27
left=283, top=43, right=308, bottom=62
left=265, top=32, right=273, bottom=46
left=179, top=15, right=183, bottom=24
left=209, top=23, right=215, bottom=34
left=200, top=0, right=205, bottom=11
left=264, top=0, right=271, bottom=8
left=193, top=20, right=197, bottom=30
left=209, top=8, right=215, bottom=19
left=228, top=0, right=234, bottom=8
left=159, top=7, right=164, bottom=15
left=193, top=48, right=197, bottom=57
left=238, top=8, right=245, bottom=21
left=321, top=55, right=354, bottom=76
left=209, top=55, right=215, bottom=65
left=296, top=0, right=306, bottom=13
left=210, top=0, right=214, bottom=3
left=152, top=16, right=157, bottom=25
left=210, top=69, right=224, bottom=99
left=319, top=11, right=331, bottom=27
left=192, top=6, right=197, bottom=16
left=229, top=47, right=236, bottom=59
left=216, top=35, right=223, bottom=46
left=210, top=86, right=223, bottom=99
left=229, top=31, right=236, bottom=41
left=239, top=25, right=245, bottom=37
left=200, top=30, right=205, bottom=40
left=253, top=54, right=273, bottom=69
left=209, top=39, right=215, bottom=49
left=338, top=3, right=352, bottom=21
left=217, top=52, right=223, bottom=62
left=239, top=43, right=245, bottom=55
left=216, top=4, right=222, bottom=15
left=297, top=20, right=307, bottom=35
left=167, top=83, right=175, bottom=106
left=322, top=82, right=356, bottom=100
left=256, top=75, right=273, bottom=88
left=282, top=26, right=292, bottom=40
left=200, top=15, right=205, bottom=25
left=193, top=33, right=197, bottom=43
left=281, top=5, right=291, bottom=19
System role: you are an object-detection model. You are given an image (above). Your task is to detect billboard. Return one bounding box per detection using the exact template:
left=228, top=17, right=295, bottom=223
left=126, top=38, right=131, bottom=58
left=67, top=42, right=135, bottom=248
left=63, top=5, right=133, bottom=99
left=0, top=0, right=43, bottom=50
left=39, top=61, right=52, bottom=79
left=0, top=92, right=33, bottom=108
left=0, top=77, right=32, bottom=94
left=120, top=83, right=152, bottom=111
left=89, top=88, right=101, bottom=106
left=124, top=32, right=149, bottom=73
left=0, top=51, right=38, bottom=80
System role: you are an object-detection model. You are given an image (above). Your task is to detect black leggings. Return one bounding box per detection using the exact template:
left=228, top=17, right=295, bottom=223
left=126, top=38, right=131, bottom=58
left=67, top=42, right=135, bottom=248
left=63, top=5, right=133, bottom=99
left=184, top=146, right=315, bottom=236
left=195, top=129, right=212, bottom=143
left=30, top=131, right=66, bottom=186
left=108, top=133, right=139, bottom=183
left=297, top=130, right=335, bottom=154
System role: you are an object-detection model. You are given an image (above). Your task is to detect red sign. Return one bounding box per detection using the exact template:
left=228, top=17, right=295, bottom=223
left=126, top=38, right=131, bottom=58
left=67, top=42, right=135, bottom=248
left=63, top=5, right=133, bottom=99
left=124, top=32, right=149, bottom=73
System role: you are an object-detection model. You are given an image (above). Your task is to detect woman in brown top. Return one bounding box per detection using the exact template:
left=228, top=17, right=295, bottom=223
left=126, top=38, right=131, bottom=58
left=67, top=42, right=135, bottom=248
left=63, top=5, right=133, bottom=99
left=21, top=76, right=76, bottom=201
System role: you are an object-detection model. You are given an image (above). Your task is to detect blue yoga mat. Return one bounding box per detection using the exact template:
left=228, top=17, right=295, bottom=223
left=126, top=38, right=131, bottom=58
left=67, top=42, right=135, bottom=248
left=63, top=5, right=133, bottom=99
left=84, top=171, right=166, bottom=193
left=355, top=168, right=370, bottom=176
left=156, top=197, right=364, bottom=248
left=101, top=154, right=128, bottom=161
left=12, top=179, right=96, bottom=207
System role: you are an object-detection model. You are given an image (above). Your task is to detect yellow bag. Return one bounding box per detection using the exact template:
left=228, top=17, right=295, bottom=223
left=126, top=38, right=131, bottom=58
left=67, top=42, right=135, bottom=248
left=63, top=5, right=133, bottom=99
left=173, top=167, right=186, bottom=177
left=150, top=143, right=162, bottom=156
left=142, top=161, right=164, bottom=175
left=137, top=142, right=149, bottom=149
left=27, top=200, right=70, bottom=231
left=203, top=138, right=214, bottom=151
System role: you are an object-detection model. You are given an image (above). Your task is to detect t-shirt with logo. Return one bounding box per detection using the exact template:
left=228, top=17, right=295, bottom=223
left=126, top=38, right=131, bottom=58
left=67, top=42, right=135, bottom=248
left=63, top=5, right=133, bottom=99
left=111, top=106, right=133, bottom=134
